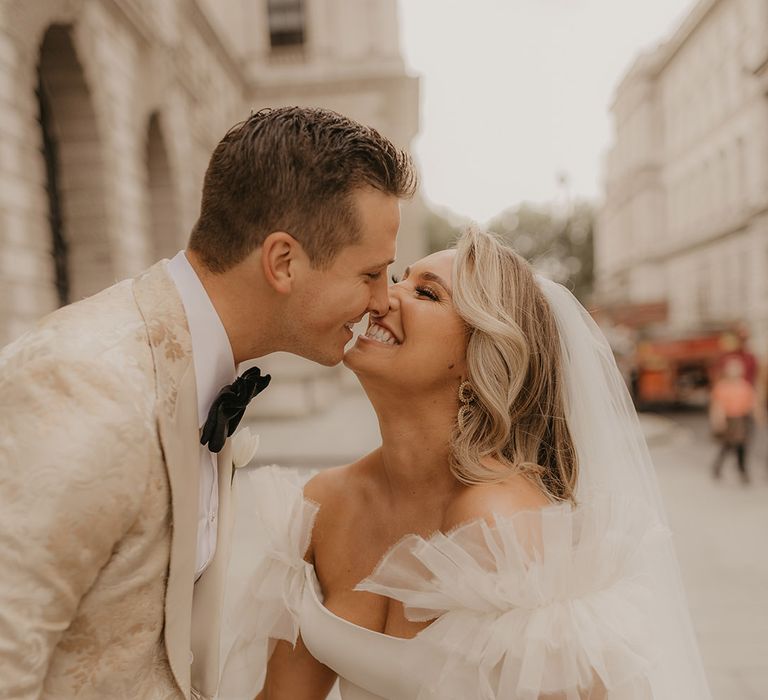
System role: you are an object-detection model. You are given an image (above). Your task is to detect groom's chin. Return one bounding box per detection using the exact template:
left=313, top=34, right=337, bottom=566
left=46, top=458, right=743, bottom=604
left=310, top=351, right=343, bottom=367
left=290, top=336, right=348, bottom=367
left=312, top=343, right=347, bottom=367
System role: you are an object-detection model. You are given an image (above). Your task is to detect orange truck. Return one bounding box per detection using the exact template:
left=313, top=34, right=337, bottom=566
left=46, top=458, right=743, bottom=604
left=632, top=329, right=746, bottom=406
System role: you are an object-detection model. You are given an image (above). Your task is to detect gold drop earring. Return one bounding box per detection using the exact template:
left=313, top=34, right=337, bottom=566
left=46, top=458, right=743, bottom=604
left=457, top=379, right=475, bottom=431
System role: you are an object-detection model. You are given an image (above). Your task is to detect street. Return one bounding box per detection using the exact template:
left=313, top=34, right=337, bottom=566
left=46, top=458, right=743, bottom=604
left=646, top=410, right=768, bottom=699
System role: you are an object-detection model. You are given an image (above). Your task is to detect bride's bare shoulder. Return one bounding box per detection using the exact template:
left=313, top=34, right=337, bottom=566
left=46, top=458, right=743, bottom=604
left=303, top=450, right=379, bottom=510
left=442, top=464, right=552, bottom=531
left=303, top=452, right=381, bottom=562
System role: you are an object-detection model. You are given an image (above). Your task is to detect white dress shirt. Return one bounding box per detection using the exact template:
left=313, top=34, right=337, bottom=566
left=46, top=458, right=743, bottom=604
left=166, top=251, right=236, bottom=580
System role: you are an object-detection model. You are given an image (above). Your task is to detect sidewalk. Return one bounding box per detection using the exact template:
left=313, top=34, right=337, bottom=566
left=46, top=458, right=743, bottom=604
left=245, top=385, right=379, bottom=468
left=246, top=388, right=683, bottom=469
left=638, top=411, right=686, bottom=446
left=648, top=413, right=768, bottom=700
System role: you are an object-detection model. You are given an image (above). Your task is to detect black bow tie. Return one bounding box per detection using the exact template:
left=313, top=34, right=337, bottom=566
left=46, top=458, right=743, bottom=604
left=200, top=367, right=271, bottom=453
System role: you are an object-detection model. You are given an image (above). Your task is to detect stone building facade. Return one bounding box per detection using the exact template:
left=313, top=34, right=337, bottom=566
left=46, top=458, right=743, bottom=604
left=0, top=0, right=423, bottom=416
left=598, top=0, right=768, bottom=352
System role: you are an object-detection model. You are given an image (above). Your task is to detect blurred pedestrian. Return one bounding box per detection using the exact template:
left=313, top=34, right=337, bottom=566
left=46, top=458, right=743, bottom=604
left=715, top=329, right=757, bottom=385
left=709, top=357, right=756, bottom=483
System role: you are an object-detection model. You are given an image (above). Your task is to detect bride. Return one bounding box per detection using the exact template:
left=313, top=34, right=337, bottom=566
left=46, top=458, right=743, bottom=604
left=220, top=226, right=711, bottom=699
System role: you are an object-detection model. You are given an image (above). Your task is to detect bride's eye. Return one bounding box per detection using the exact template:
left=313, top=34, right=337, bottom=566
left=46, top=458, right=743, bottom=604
left=416, top=286, right=439, bottom=301
left=390, top=274, right=400, bottom=284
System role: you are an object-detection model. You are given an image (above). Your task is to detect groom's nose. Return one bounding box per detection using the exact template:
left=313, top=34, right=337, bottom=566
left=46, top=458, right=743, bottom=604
left=367, top=276, right=390, bottom=317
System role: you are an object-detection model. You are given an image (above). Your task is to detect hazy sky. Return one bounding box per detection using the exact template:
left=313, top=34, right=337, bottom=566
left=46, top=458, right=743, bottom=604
left=397, top=0, right=696, bottom=222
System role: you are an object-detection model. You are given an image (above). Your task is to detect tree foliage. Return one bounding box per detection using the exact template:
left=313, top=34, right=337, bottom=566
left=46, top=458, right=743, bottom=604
left=487, top=201, right=595, bottom=302
left=425, top=201, right=595, bottom=303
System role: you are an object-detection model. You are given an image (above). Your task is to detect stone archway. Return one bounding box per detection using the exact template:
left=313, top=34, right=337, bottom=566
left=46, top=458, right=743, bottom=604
left=145, top=111, right=182, bottom=261
left=37, top=23, right=112, bottom=305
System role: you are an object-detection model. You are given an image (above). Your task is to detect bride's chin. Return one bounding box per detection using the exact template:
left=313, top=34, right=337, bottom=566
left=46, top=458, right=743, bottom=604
left=342, top=351, right=355, bottom=369
left=343, top=342, right=395, bottom=373
left=342, top=342, right=366, bottom=369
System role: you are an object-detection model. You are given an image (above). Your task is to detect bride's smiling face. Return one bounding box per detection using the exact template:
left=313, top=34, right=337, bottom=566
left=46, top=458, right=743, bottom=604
left=343, top=249, right=468, bottom=390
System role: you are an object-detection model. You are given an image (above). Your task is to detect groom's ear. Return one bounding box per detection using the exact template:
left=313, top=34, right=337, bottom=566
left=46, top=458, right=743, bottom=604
left=261, top=231, right=301, bottom=295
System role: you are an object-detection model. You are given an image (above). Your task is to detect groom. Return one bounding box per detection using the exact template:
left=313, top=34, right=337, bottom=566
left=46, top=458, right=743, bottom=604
left=0, top=107, right=415, bottom=699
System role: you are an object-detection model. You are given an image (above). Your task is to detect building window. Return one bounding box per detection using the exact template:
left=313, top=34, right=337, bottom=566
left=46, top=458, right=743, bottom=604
left=268, top=0, right=305, bottom=49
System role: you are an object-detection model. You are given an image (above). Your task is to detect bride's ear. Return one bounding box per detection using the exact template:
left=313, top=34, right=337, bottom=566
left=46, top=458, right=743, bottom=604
left=261, top=231, right=301, bottom=294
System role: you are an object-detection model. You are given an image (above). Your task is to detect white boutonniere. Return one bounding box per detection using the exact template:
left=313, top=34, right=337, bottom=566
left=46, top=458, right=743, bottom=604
left=231, top=426, right=260, bottom=469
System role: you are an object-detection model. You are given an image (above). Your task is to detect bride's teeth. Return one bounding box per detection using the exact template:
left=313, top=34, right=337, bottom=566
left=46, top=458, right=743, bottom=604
left=365, top=324, right=398, bottom=345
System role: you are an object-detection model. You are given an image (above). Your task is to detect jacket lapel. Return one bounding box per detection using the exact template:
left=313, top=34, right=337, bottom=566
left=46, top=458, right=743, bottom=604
left=190, top=441, right=235, bottom=698
left=133, top=261, right=199, bottom=699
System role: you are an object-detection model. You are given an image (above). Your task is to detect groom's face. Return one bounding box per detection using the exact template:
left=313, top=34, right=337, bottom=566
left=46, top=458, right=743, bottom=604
left=289, top=187, right=400, bottom=366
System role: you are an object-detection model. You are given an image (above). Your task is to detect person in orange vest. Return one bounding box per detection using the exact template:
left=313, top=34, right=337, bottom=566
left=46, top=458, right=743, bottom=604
left=715, top=330, right=758, bottom=385
left=710, top=357, right=757, bottom=483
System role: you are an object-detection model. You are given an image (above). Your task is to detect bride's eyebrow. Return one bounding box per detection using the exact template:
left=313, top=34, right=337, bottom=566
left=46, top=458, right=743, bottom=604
left=420, top=271, right=452, bottom=297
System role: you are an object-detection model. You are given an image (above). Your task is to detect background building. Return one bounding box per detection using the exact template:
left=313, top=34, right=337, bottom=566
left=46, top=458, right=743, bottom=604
left=0, top=0, right=424, bottom=421
left=597, top=0, right=768, bottom=354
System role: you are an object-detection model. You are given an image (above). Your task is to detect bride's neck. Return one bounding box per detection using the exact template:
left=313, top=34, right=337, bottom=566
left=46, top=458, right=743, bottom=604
left=372, top=394, right=458, bottom=501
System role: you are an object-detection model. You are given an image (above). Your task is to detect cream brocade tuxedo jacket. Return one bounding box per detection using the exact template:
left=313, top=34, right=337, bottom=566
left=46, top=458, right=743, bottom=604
left=0, top=262, right=234, bottom=700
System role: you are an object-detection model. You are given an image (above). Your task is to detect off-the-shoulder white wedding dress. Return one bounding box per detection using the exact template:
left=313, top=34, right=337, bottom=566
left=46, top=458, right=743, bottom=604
left=220, top=466, right=665, bottom=700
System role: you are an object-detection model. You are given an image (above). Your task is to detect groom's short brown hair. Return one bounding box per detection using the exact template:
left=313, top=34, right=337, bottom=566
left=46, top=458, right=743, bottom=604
left=188, top=106, right=417, bottom=272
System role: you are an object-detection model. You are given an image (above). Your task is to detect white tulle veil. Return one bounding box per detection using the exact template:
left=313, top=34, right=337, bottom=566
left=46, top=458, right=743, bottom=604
left=536, top=275, right=711, bottom=698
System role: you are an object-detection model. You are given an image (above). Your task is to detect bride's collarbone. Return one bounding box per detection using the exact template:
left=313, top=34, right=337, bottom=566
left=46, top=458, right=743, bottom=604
left=314, top=482, right=442, bottom=558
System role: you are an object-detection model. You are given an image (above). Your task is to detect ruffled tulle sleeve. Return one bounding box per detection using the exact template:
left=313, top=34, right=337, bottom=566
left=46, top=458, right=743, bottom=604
left=219, top=465, right=319, bottom=699
left=356, top=496, right=665, bottom=700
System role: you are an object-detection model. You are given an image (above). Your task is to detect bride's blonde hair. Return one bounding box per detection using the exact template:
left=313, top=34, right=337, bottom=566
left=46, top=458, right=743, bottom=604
left=451, top=226, right=578, bottom=503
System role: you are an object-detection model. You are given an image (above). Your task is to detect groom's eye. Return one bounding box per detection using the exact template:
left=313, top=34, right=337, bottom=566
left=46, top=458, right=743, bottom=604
left=366, top=272, right=382, bottom=280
